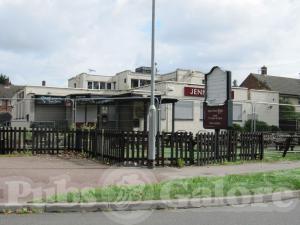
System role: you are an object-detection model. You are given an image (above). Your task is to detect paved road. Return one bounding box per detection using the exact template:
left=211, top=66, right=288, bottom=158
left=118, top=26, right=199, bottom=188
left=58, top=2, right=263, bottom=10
left=1, top=200, right=299, bottom=225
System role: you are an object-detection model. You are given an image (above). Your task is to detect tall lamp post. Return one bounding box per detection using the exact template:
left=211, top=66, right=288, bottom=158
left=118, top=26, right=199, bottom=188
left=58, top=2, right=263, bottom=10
left=148, top=0, right=156, bottom=168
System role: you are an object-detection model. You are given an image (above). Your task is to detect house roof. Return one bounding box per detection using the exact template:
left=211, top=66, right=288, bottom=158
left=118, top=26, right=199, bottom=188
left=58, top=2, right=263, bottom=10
left=0, top=85, right=24, bottom=98
left=251, top=73, right=300, bottom=96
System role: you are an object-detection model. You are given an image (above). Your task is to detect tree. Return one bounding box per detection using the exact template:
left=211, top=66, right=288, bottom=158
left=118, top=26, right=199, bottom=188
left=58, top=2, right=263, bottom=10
left=0, top=74, right=10, bottom=85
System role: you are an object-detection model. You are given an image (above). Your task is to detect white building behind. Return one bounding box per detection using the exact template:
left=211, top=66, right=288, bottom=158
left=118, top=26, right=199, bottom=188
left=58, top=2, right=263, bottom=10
left=11, top=67, right=279, bottom=133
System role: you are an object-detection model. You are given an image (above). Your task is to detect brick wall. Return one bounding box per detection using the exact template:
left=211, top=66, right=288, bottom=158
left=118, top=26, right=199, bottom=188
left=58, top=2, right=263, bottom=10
left=240, top=74, right=270, bottom=90
left=0, top=100, right=12, bottom=113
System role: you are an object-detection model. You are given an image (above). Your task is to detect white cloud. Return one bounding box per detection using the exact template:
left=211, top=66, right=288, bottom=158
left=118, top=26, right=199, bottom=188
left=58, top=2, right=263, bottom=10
left=0, top=0, right=299, bottom=87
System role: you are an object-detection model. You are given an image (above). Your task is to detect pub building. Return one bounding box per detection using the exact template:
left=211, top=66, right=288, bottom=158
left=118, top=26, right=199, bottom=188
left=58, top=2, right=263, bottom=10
left=11, top=67, right=279, bottom=133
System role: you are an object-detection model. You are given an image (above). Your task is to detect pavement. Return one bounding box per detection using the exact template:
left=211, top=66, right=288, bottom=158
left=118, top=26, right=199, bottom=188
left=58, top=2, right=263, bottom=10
left=1, top=199, right=299, bottom=225
left=0, top=155, right=300, bottom=204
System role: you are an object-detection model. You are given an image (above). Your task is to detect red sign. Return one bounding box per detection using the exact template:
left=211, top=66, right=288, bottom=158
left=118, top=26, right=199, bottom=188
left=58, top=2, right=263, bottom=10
left=203, top=104, right=229, bottom=129
left=184, top=87, right=205, bottom=97
left=184, top=87, right=234, bottom=99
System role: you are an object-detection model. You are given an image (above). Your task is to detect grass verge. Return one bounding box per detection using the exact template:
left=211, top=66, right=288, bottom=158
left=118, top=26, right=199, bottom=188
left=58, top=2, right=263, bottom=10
left=264, top=151, right=300, bottom=162
left=38, top=168, right=300, bottom=203
left=219, top=151, right=300, bottom=166
left=0, top=151, right=32, bottom=157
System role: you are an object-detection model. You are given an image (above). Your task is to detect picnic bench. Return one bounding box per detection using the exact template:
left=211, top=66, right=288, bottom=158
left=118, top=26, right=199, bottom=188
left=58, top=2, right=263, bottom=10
left=274, top=134, right=300, bottom=157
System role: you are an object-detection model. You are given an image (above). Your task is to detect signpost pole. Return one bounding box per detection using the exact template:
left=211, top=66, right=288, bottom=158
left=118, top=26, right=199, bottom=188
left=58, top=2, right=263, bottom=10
left=148, top=0, right=156, bottom=169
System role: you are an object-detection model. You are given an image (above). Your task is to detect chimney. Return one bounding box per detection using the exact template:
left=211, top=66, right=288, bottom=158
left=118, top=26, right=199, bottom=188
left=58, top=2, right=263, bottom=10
left=42, top=80, right=46, bottom=86
left=261, top=66, right=267, bottom=75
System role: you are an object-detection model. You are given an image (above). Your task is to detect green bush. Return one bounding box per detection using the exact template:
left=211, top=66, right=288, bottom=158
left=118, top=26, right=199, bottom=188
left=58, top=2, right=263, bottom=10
left=270, top=125, right=280, bottom=132
left=230, top=123, right=244, bottom=132
left=243, top=120, right=280, bottom=132
left=177, top=158, right=185, bottom=168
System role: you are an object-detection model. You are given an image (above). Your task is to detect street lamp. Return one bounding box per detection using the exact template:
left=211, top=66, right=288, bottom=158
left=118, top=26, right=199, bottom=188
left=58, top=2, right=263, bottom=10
left=148, top=0, right=156, bottom=168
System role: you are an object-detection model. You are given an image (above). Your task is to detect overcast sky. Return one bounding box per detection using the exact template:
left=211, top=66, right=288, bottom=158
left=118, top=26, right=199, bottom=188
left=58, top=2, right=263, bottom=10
left=0, top=0, right=300, bottom=87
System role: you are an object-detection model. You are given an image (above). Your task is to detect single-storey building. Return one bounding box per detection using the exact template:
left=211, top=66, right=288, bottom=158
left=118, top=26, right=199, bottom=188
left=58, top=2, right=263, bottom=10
left=11, top=67, right=280, bottom=133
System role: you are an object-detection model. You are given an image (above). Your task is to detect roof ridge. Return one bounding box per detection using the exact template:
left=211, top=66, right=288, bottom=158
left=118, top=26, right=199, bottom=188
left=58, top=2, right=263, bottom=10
left=251, top=73, right=300, bottom=81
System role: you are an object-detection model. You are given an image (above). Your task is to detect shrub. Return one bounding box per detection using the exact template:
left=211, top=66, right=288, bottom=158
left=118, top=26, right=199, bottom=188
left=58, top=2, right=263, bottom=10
left=230, top=123, right=244, bottom=132
left=177, top=158, right=185, bottom=168
left=243, top=119, right=279, bottom=132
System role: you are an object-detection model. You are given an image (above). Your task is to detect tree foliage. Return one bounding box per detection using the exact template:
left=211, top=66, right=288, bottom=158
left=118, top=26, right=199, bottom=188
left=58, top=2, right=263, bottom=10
left=0, top=74, right=10, bottom=85
left=231, top=120, right=280, bottom=132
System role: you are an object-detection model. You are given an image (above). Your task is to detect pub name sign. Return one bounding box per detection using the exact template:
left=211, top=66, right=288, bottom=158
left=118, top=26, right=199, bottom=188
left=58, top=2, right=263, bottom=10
left=184, top=87, right=205, bottom=97
left=203, top=66, right=233, bottom=130
left=184, top=87, right=234, bottom=99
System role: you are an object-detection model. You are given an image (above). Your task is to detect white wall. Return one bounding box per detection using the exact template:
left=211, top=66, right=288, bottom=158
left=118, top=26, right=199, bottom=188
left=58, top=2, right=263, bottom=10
left=249, top=90, right=279, bottom=126
left=10, top=79, right=280, bottom=132
left=67, top=69, right=205, bottom=91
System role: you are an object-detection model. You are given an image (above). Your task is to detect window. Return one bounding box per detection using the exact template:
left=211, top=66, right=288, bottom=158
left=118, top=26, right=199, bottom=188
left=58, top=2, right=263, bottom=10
left=100, top=82, right=106, bottom=89
left=93, top=81, right=99, bottom=90
left=175, top=101, right=193, bottom=120
left=140, top=80, right=150, bottom=86
left=17, top=91, right=24, bottom=102
left=107, top=83, right=111, bottom=90
left=101, top=106, right=108, bottom=114
left=202, top=80, right=206, bottom=84
left=131, top=79, right=139, bottom=88
left=160, top=104, right=167, bottom=120
left=87, top=82, right=93, bottom=89
left=124, top=78, right=127, bottom=83
left=233, top=104, right=242, bottom=121
left=113, top=82, right=116, bottom=90
left=74, top=83, right=77, bottom=88
left=200, top=102, right=203, bottom=120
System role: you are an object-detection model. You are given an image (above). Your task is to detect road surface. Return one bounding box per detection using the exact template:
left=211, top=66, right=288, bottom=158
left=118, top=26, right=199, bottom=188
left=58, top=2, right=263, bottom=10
left=0, top=199, right=299, bottom=225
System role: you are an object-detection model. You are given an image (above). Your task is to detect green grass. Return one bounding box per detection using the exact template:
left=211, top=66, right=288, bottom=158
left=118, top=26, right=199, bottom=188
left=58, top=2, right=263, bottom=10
left=0, top=151, right=33, bottom=157
left=264, top=151, right=300, bottom=162
left=213, top=151, right=300, bottom=166
left=38, top=168, right=300, bottom=203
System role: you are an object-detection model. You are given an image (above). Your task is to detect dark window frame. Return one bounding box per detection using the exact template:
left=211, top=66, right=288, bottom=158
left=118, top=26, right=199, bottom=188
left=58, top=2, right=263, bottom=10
left=131, top=79, right=139, bottom=88
left=100, top=82, right=106, bottom=90
left=87, top=81, right=93, bottom=89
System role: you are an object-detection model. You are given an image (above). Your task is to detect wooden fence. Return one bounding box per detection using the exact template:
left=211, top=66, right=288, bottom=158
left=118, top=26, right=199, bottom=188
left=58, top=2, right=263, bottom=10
left=0, top=127, right=264, bottom=166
